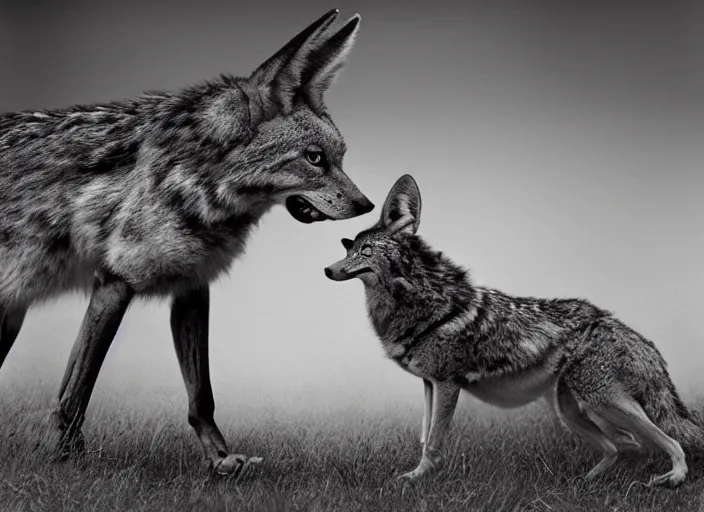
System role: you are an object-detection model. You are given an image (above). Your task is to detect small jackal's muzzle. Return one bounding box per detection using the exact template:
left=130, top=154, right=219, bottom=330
left=324, top=263, right=371, bottom=281
left=324, top=267, right=341, bottom=280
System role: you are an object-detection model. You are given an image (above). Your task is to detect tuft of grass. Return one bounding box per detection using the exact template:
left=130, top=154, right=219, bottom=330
left=1, top=388, right=704, bottom=511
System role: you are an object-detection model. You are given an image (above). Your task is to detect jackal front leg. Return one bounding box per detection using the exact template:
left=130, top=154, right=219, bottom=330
left=171, top=285, right=261, bottom=478
left=51, top=273, right=133, bottom=457
left=400, top=381, right=460, bottom=483
left=420, top=378, right=433, bottom=446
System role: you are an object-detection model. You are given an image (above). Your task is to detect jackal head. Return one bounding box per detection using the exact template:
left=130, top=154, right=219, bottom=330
left=207, top=9, right=373, bottom=223
left=324, top=175, right=422, bottom=285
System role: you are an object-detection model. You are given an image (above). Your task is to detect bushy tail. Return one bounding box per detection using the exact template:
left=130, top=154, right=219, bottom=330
left=657, top=395, right=704, bottom=452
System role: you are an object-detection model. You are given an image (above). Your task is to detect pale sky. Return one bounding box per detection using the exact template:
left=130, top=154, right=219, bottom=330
left=1, top=0, right=702, bottom=416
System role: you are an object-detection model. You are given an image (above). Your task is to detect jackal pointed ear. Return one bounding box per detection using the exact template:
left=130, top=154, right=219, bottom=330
left=249, top=10, right=360, bottom=115
left=299, top=15, right=361, bottom=112
left=250, top=9, right=339, bottom=86
left=341, top=238, right=354, bottom=250
left=379, top=175, right=422, bottom=236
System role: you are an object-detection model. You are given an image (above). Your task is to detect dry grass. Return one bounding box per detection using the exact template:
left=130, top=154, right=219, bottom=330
left=1, top=387, right=704, bottom=512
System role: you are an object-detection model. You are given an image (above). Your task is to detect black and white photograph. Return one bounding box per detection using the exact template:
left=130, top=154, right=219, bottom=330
left=1, top=1, right=702, bottom=510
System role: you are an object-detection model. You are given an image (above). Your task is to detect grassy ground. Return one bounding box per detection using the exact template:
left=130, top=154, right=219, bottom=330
left=1, top=388, right=704, bottom=512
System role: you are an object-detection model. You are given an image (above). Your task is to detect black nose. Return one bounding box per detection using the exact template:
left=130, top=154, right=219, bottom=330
left=353, top=197, right=375, bottom=215
left=324, top=267, right=333, bottom=279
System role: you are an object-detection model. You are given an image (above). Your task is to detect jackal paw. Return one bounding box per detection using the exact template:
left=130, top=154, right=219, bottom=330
left=212, top=454, right=263, bottom=479
left=397, top=470, right=424, bottom=497
left=581, top=449, right=619, bottom=482
left=55, top=432, right=86, bottom=459
left=647, top=467, right=687, bottom=488
left=31, top=410, right=85, bottom=459
left=397, top=469, right=425, bottom=483
left=584, top=466, right=604, bottom=481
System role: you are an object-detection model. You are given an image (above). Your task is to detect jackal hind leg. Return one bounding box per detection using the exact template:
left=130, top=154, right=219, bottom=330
left=588, top=395, right=687, bottom=487
left=555, top=379, right=619, bottom=480
left=0, top=306, right=27, bottom=369
left=586, top=410, right=642, bottom=452
left=171, top=285, right=261, bottom=478
left=47, top=273, right=133, bottom=458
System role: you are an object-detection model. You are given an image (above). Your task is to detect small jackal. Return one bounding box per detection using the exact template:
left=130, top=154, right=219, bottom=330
left=325, top=175, right=703, bottom=487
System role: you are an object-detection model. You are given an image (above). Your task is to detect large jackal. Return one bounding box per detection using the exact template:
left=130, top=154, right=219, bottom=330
left=325, top=175, right=703, bottom=488
left=0, top=9, right=373, bottom=476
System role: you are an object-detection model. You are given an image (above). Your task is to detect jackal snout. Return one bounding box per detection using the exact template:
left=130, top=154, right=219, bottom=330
left=324, top=260, right=370, bottom=281
left=283, top=166, right=374, bottom=224
left=336, top=190, right=375, bottom=219
left=353, top=196, right=375, bottom=215
left=324, top=235, right=378, bottom=281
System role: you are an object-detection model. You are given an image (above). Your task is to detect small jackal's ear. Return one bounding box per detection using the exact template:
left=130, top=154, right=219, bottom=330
left=341, top=238, right=354, bottom=251
left=249, top=10, right=360, bottom=114
left=379, top=175, right=422, bottom=236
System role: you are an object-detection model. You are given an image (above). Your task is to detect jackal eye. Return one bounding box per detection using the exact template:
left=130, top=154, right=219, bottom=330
left=361, top=244, right=373, bottom=257
left=305, top=150, right=326, bottom=167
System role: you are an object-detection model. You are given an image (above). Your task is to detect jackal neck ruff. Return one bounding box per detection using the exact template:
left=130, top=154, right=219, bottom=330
left=363, top=234, right=606, bottom=381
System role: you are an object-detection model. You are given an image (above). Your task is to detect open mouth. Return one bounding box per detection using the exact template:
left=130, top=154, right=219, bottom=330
left=286, top=196, right=330, bottom=224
